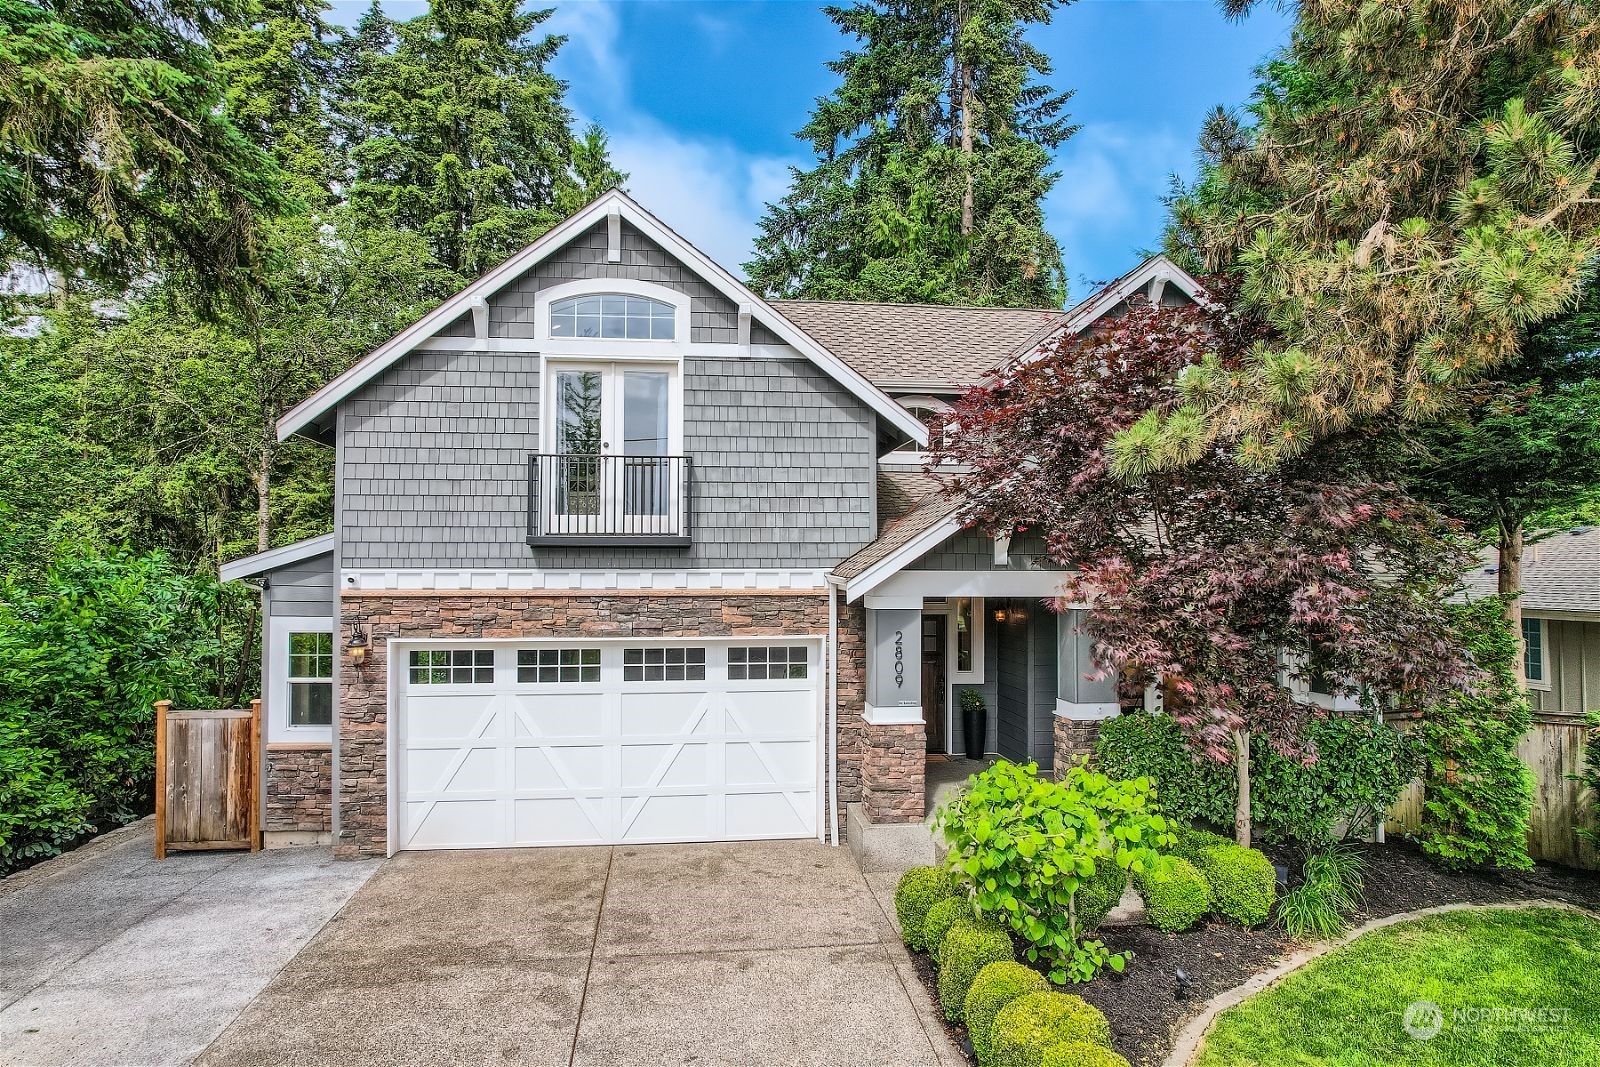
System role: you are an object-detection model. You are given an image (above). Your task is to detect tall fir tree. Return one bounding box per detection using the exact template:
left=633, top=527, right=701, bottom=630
left=746, top=0, right=1074, bottom=307
left=347, top=0, right=623, bottom=287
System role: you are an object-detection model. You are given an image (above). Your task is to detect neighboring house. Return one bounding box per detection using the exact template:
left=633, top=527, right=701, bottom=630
left=1464, top=527, right=1600, bottom=716
left=220, top=190, right=1206, bottom=858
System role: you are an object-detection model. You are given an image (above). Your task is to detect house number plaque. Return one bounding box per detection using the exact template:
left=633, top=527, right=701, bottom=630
left=893, top=630, right=904, bottom=688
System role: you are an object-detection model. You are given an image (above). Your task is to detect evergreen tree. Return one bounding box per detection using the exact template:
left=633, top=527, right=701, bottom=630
left=746, top=0, right=1074, bottom=307
left=347, top=0, right=621, bottom=286
left=1139, top=2, right=1600, bottom=471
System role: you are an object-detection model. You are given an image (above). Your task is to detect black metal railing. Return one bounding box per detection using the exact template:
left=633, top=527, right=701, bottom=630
left=527, top=454, right=692, bottom=546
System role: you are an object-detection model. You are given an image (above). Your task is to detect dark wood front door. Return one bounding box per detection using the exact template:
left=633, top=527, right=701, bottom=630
left=922, top=614, right=947, bottom=755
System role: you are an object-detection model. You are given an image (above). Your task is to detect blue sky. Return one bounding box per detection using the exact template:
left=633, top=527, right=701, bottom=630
left=330, top=1, right=1291, bottom=302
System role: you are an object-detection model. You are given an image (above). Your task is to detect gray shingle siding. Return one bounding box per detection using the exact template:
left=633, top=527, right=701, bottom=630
left=337, top=351, right=877, bottom=570
left=909, top=529, right=1064, bottom=571
left=263, top=555, right=336, bottom=617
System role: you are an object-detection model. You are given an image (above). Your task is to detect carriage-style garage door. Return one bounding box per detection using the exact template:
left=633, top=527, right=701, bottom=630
left=395, top=639, right=820, bottom=850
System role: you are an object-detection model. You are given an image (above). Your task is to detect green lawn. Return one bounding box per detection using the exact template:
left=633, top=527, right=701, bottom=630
left=1196, top=906, right=1600, bottom=1067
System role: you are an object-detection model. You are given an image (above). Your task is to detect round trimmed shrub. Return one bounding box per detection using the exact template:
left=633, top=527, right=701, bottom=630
left=937, top=920, right=1015, bottom=1022
left=923, top=896, right=971, bottom=962
left=1193, top=844, right=1277, bottom=927
left=964, top=961, right=1049, bottom=1064
left=895, top=865, right=957, bottom=950
left=1171, top=825, right=1234, bottom=861
left=1133, top=855, right=1211, bottom=932
left=1039, top=1041, right=1131, bottom=1067
left=989, top=991, right=1113, bottom=1067
left=1073, top=863, right=1130, bottom=934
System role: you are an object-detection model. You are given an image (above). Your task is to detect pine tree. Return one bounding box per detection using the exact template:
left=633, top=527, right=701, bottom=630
left=347, top=0, right=621, bottom=286
left=1138, top=2, right=1600, bottom=471
left=746, top=0, right=1074, bottom=307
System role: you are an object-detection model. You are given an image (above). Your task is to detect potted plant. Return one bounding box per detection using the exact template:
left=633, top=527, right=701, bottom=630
left=960, top=689, right=987, bottom=760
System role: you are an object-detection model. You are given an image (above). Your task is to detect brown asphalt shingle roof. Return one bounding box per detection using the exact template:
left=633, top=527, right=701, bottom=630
left=1461, top=527, right=1600, bottom=615
left=772, top=299, right=1064, bottom=392
left=833, top=471, right=964, bottom=581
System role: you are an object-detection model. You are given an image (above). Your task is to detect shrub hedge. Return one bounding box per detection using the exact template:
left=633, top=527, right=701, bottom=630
left=924, top=895, right=971, bottom=962
left=1171, top=826, right=1234, bottom=861
left=895, top=865, right=958, bottom=950
left=937, top=920, right=1015, bottom=1022
left=1073, top=863, right=1129, bottom=934
left=965, top=961, right=1049, bottom=1064
left=1039, top=1042, right=1131, bottom=1067
left=1193, top=844, right=1277, bottom=926
left=989, top=992, right=1113, bottom=1067
left=1133, top=855, right=1211, bottom=932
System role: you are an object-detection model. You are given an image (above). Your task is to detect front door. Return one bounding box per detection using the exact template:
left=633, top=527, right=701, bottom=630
left=547, top=362, right=675, bottom=532
left=922, top=614, right=947, bottom=755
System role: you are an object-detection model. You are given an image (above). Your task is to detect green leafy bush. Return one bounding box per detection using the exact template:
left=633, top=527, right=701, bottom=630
left=965, top=961, right=1049, bottom=1064
left=1193, top=844, right=1278, bottom=926
left=1171, top=825, right=1234, bottom=860
left=924, top=895, right=971, bottom=962
left=1417, top=598, right=1535, bottom=870
left=1133, top=855, right=1211, bottom=932
left=1072, top=863, right=1129, bottom=934
left=895, top=865, right=957, bottom=950
left=1277, top=845, right=1365, bottom=940
left=1573, top=711, right=1600, bottom=848
left=0, top=549, right=223, bottom=874
left=1039, top=1042, right=1131, bottom=1067
left=989, top=991, right=1113, bottom=1067
left=937, top=919, right=1015, bottom=1021
left=1095, top=710, right=1417, bottom=848
left=937, top=760, right=1171, bottom=983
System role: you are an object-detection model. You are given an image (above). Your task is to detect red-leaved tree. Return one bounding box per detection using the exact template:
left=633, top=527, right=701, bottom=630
left=936, top=284, right=1477, bottom=845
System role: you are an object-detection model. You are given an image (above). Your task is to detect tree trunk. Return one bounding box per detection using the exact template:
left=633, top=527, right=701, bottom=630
left=1233, top=728, right=1251, bottom=848
left=959, top=62, right=974, bottom=236
left=254, top=439, right=273, bottom=552
left=1498, top=517, right=1524, bottom=688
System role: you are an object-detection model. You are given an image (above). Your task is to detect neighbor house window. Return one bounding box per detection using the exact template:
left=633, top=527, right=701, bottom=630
left=549, top=294, right=675, bottom=339
left=518, top=648, right=601, bottom=683
left=287, top=632, right=334, bottom=726
left=1522, top=617, right=1548, bottom=688
left=728, top=646, right=808, bottom=681
left=624, top=647, right=706, bottom=682
left=409, top=649, right=494, bottom=685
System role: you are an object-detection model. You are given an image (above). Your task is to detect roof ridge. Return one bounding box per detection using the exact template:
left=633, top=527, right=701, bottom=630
left=773, top=298, right=1063, bottom=314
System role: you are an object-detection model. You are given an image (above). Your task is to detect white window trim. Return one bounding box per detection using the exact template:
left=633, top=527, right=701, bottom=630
left=538, top=357, right=685, bottom=458
left=268, top=615, right=335, bottom=744
left=949, top=596, right=985, bottom=684
left=1523, top=616, right=1552, bottom=691
left=533, top=278, right=691, bottom=349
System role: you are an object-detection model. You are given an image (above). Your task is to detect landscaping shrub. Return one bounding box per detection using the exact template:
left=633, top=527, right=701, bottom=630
left=1095, top=710, right=1417, bottom=849
left=989, top=991, right=1113, bottom=1067
left=1072, top=863, right=1129, bottom=934
left=937, top=919, right=1015, bottom=1021
left=1039, top=1042, right=1131, bottom=1067
left=1193, top=844, right=1277, bottom=926
left=923, top=895, right=971, bottom=962
left=964, top=961, right=1049, bottom=1065
left=895, top=865, right=957, bottom=950
left=1133, top=855, right=1211, bottom=932
left=937, top=760, right=1171, bottom=983
left=1170, top=825, right=1233, bottom=860
left=1574, top=711, right=1600, bottom=848
left=1277, top=845, right=1365, bottom=940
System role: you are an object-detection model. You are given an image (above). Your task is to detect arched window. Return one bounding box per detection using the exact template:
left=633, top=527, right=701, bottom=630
left=549, top=293, right=676, bottom=340
left=893, top=395, right=953, bottom=451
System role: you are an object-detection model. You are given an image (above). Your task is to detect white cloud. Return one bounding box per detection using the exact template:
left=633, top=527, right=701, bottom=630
left=545, top=2, right=628, bottom=109
left=1047, top=123, right=1189, bottom=288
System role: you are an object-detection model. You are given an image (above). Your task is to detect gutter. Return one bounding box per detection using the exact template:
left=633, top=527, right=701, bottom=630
left=826, top=575, right=843, bottom=846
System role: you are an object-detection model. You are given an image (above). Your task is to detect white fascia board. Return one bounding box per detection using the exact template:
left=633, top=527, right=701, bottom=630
left=836, top=514, right=966, bottom=603
left=279, top=189, right=928, bottom=446
left=1006, top=255, right=1210, bottom=369
left=874, top=569, right=1078, bottom=600
left=220, top=533, right=335, bottom=582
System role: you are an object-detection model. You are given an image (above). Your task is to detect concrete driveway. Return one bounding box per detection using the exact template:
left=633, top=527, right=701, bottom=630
left=196, top=839, right=960, bottom=1067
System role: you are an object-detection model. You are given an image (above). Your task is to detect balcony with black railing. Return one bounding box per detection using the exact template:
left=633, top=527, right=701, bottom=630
left=527, top=454, right=692, bottom=547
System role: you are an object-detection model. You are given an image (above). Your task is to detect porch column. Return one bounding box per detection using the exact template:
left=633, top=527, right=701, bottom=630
left=861, top=598, right=925, bottom=823
left=1054, top=609, right=1120, bottom=774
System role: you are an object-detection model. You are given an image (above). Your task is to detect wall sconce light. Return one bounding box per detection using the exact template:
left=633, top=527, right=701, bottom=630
left=993, top=606, right=1008, bottom=624
left=346, top=617, right=370, bottom=668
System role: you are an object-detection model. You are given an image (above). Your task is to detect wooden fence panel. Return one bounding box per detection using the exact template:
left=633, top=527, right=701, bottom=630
left=154, top=700, right=260, bottom=858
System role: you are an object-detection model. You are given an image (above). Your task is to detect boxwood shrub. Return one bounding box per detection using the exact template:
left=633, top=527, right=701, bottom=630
left=1039, top=1041, right=1131, bottom=1067
left=923, top=895, right=971, bottom=962
left=1133, top=855, right=1211, bottom=932
left=1170, top=825, right=1233, bottom=861
left=894, top=865, right=956, bottom=950
left=1193, top=844, right=1277, bottom=926
left=964, top=961, right=1049, bottom=1064
left=989, top=991, right=1113, bottom=1067
left=937, top=920, right=1015, bottom=1021
left=1073, top=863, right=1130, bottom=934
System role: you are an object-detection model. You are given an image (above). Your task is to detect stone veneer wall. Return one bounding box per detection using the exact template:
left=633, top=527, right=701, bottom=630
left=263, top=745, right=333, bottom=832
left=335, top=591, right=870, bottom=859
left=1053, top=715, right=1103, bottom=779
left=861, top=724, right=927, bottom=822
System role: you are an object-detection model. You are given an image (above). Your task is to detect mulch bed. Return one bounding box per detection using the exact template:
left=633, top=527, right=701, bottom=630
left=911, top=841, right=1600, bottom=1067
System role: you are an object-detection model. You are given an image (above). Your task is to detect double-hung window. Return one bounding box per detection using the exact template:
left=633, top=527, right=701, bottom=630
left=270, top=616, right=335, bottom=743
left=1522, top=617, right=1550, bottom=690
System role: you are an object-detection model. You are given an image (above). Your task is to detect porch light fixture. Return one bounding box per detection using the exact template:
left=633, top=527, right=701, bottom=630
left=346, top=617, right=370, bottom=668
left=993, top=607, right=1007, bottom=623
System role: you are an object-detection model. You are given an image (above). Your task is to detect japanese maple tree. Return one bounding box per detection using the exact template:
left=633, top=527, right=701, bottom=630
left=936, top=287, right=1477, bottom=844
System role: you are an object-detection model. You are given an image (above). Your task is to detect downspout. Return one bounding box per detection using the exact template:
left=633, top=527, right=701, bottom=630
left=827, top=575, right=842, bottom=846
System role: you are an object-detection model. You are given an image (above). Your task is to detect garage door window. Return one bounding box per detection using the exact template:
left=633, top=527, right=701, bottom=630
left=729, top=646, right=808, bottom=680
left=518, top=647, right=601, bottom=683
left=409, top=649, right=494, bottom=685
left=624, top=646, right=706, bottom=682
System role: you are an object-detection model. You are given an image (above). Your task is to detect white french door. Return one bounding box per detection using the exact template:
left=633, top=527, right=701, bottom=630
left=545, top=361, right=678, bottom=535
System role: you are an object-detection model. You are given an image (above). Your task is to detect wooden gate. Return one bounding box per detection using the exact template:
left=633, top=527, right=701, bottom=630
left=154, top=700, right=261, bottom=858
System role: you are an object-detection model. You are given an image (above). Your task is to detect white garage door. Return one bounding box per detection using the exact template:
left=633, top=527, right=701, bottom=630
left=395, top=639, right=820, bottom=850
